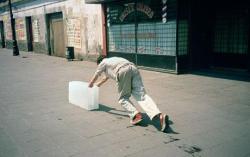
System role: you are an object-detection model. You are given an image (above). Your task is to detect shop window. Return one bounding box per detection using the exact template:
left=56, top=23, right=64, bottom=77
left=107, top=0, right=177, bottom=56
left=108, top=24, right=135, bottom=53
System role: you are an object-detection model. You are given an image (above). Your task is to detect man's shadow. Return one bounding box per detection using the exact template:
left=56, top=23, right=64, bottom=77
left=95, top=104, right=179, bottom=134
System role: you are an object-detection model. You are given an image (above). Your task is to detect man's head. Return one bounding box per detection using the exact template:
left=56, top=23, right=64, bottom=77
left=96, top=55, right=105, bottom=65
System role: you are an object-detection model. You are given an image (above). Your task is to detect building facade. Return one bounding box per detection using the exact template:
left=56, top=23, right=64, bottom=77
left=86, top=0, right=250, bottom=74
left=0, top=0, right=103, bottom=60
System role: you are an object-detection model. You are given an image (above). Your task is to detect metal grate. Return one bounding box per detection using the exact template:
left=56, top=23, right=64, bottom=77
left=107, top=0, right=177, bottom=56
left=177, top=20, right=188, bottom=55
left=137, top=22, right=176, bottom=56
left=213, top=10, right=248, bottom=54
left=108, top=24, right=135, bottom=53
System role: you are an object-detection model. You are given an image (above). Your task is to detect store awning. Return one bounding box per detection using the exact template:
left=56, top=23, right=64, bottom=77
left=85, top=0, right=121, bottom=4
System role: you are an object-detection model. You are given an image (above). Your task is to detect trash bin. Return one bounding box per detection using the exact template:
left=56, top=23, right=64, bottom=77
left=66, top=47, right=74, bottom=61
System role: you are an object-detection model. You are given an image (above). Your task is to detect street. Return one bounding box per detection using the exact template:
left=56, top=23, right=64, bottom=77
left=0, top=49, right=250, bottom=157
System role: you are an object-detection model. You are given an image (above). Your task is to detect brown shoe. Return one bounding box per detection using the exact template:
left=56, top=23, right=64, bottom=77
left=160, top=114, right=169, bottom=131
left=131, top=113, right=143, bottom=125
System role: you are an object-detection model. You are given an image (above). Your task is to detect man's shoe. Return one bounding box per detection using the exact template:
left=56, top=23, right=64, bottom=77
left=160, top=114, right=169, bottom=132
left=131, top=113, right=143, bottom=125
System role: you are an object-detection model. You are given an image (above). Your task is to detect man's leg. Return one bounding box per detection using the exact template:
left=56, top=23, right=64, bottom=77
left=117, top=66, right=141, bottom=121
left=118, top=95, right=139, bottom=119
left=131, top=67, right=161, bottom=120
left=131, top=67, right=169, bottom=131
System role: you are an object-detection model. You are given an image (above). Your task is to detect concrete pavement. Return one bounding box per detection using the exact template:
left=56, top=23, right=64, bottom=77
left=0, top=49, right=250, bottom=157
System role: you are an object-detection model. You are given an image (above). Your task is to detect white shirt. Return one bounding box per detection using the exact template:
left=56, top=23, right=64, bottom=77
left=94, top=57, right=131, bottom=80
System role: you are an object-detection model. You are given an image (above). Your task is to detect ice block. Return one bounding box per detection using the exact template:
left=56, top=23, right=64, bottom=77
left=69, top=81, right=99, bottom=110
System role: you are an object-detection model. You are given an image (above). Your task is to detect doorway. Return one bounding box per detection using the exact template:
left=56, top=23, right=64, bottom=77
left=189, top=0, right=249, bottom=71
left=0, top=21, right=5, bottom=48
left=25, top=17, right=33, bottom=51
left=47, top=13, right=65, bottom=57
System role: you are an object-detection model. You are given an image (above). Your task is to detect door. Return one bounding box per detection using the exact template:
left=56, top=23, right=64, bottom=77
left=0, top=21, right=5, bottom=48
left=50, top=18, right=65, bottom=57
left=47, top=13, right=65, bottom=57
left=26, top=17, right=33, bottom=51
left=189, top=0, right=213, bottom=69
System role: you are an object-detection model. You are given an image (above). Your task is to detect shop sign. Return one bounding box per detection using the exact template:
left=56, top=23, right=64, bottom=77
left=119, top=3, right=154, bottom=22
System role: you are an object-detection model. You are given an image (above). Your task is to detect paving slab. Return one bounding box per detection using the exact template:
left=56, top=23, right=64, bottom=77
left=0, top=49, right=250, bottom=157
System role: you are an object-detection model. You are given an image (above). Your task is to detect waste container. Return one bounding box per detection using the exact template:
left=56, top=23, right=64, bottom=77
left=66, top=47, right=74, bottom=61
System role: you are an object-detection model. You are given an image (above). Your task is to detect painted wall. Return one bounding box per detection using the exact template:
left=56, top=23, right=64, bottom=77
left=0, top=0, right=103, bottom=60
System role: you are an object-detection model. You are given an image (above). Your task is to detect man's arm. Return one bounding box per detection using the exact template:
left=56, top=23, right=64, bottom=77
left=88, top=74, right=99, bottom=88
left=89, top=60, right=106, bottom=88
left=96, top=76, right=109, bottom=87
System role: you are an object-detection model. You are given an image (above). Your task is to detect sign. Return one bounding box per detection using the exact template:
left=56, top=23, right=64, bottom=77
left=32, top=19, right=40, bottom=42
left=119, top=3, right=154, bottom=22
left=5, top=20, right=12, bottom=40
left=162, top=0, right=168, bottom=23
left=66, top=18, right=81, bottom=49
left=15, top=18, right=26, bottom=40
left=107, top=1, right=161, bottom=25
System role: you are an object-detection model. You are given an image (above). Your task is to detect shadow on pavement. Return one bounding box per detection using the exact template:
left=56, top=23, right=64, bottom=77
left=95, top=104, right=129, bottom=118
left=190, top=69, right=250, bottom=82
left=142, top=113, right=179, bottom=134
left=96, top=104, right=179, bottom=134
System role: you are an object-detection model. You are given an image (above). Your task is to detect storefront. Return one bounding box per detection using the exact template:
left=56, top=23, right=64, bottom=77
left=86, top=0, right=250, bottom=74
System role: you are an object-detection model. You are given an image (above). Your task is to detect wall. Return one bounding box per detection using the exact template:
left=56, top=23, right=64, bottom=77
left=0, top=0, right=103, bottom=60
left=1, top=15, right=12, bottom=49
left=64, top=0, right=102, bottom=60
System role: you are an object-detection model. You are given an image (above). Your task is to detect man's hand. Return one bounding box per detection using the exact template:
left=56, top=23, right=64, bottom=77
left=88, top=82, right=94, bottom=88
left=88, top=74, right=99, bottom=88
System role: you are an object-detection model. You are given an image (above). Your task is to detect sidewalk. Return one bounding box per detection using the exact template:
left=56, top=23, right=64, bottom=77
left=0, top=49, right=250, bottom=157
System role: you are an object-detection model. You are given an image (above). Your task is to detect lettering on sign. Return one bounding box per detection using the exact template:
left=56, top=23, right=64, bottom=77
left=66, top=18, right=81, bottom=49
left=32, top=19, right=40, bottom=42
left=119, top=3, right=154, bottom=22
left=137, top=3, right=154, bottom=19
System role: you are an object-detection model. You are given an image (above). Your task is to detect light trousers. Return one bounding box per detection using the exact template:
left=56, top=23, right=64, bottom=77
left=117, top=64, right=161, bottom=120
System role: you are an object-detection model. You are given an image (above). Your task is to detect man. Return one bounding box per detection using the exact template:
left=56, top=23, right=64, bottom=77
left=88, top=56, right=169, bottom=132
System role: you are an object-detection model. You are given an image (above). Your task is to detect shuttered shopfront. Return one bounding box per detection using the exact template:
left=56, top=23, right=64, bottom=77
left=86, top=0, right=250, bottom=74
left=106, top=0, right=178, bottom=72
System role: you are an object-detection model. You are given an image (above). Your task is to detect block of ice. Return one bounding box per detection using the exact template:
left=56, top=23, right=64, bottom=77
left=69, top=81, right=99, bottom=110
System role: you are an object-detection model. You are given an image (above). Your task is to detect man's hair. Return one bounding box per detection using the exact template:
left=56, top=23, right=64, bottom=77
left=96, top=55, right=105, bottom=65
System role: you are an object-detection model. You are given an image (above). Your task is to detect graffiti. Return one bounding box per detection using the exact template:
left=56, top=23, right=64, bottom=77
left=138, top=47, right=145, bottom=53
left=155, top=47, right=162, bottom=55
